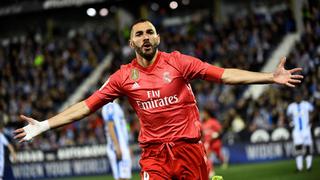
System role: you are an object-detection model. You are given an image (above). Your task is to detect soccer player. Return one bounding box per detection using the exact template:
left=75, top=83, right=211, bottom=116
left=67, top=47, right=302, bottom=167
left=102, top=101, right=132, bottom=180
left=0, top=123, right=17, bottom=180
left=201, top=108, right=225, bottom=178
left=14, top=19, right=303, bottom=180
left=287, top=93, right=314, bottom=172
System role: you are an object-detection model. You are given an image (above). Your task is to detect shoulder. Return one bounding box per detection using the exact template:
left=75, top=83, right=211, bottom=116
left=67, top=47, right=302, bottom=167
left=288, top=102, right=296, bottom=107
left=302, top=101, right=314, bottom=108
left=117, top=62, right=134, bottom=76
left=287, top=103, right=295, bottom=110
left=160, top=51, right=189, bottom=67
left=110, top=61, right=135, bottom=82
left=159, top=51, right=182, bottom=60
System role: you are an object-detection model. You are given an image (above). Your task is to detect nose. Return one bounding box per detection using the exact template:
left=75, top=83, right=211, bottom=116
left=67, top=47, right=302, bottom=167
left=143, top=33, right=150, bottom=40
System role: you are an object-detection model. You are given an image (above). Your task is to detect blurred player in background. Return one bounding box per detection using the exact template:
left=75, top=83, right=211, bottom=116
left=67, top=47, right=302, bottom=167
left=15, top=19, right=303, bottom=180
left=0, top=122, right=17, bottom=180
left=102, top=101, right=132, bottom=180
left=201, top=108, right=226, bottom=178
left=287, top=92, right=314, bottom=172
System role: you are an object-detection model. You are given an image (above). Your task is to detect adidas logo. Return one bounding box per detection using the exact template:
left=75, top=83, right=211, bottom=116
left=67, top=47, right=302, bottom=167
left=131, top=82, right=140, bottom=89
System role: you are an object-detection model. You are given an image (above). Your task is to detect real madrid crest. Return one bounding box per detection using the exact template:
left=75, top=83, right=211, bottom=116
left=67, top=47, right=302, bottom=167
left=163, top=71, right=172, bottom=83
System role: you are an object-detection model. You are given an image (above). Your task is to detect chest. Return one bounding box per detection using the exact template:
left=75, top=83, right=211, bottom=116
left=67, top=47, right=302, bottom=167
left=123, top=66, right=189, bottom=102
left=291, top=104, right=309, bottom=116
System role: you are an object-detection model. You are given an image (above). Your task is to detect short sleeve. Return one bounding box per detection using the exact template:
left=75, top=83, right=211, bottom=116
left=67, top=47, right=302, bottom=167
left=85, top=70, right=123, bottom=112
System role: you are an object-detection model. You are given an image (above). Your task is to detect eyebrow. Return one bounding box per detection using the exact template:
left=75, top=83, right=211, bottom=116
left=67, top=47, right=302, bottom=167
left=146, top=29, right=154, bottom=33
left=135, top=28, right=154, bottom=36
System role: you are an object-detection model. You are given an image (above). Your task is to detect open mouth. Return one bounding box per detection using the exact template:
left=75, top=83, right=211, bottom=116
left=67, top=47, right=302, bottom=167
left=142, top=43, right=152, bottom=51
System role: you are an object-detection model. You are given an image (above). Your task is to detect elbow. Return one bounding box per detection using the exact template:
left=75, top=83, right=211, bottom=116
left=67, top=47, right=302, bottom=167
left=221, top=69, right=239, bottom=85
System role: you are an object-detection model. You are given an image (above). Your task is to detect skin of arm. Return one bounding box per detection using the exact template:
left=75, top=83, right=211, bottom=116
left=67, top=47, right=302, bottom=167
left=14, top=101, right=91, bottom=142
left=47, top=101, right=91, bottom=128
left=108, top=121, right=122, bottom=160
left=221, top=69, right=274, bottom=84
left=220, top=57, right=303, bottom=87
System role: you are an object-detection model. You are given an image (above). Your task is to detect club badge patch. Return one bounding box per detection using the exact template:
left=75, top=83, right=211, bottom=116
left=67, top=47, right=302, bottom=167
left=163, top=71, right=172, bottom=83
left=131, top=68, right=139, bottom=81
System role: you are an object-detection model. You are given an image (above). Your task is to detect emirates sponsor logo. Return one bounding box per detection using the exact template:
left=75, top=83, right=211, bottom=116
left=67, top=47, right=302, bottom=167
left=136, top=90, right=179, bottom=110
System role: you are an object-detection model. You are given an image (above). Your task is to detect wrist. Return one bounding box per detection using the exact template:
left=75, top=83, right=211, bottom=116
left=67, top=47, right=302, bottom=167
left=39, top=120, right=50, bottom=132
left=23, top=119, right=50, bottom=141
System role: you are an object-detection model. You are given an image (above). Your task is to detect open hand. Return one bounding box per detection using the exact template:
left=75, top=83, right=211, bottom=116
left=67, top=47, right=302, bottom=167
left=14, top=115, right=49, bottom=143
left=273, top=57, right=303, bottom=87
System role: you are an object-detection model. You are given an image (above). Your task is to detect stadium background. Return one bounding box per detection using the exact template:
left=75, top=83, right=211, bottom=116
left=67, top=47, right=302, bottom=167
left=0, top=0, right=319, bottom=179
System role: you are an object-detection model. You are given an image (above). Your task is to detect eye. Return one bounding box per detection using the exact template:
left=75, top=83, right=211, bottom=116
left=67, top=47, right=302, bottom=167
left=146, top=29, right=154, bottom=34
left=135, top=31, right=143, bottom=37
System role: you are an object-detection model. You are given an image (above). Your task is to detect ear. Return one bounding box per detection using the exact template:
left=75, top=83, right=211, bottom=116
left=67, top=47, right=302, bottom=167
left=129, top=40, right=134, bottom=49
left=156, top=34, right=160, bottom=46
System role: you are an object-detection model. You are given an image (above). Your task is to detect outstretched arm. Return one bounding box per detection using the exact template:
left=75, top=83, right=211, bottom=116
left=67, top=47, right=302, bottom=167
left=220, top=57, right=303, bottom=87
left=14, top=101, right=91, bottom=143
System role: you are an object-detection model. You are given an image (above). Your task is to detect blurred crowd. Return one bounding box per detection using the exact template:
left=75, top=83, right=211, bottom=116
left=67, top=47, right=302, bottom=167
left=1, top=2, right=319, bottom=151
left=220, top=3, right=320, bottom=143
left=0, top=19, right=122, bottom=149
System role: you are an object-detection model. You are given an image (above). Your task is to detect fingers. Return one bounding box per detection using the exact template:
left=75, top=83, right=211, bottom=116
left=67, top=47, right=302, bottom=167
left=14, top=128, right=24, bottom=133
left=20, top=115, right=35, bottom=125
left=285, top=82, right=295, bottom=87
left=289, top=68, right=303, bottom=74
left=278, top=57, right=286, bottom=68
left=14, top=128, right=26, bottom=140
left=288, top=79, right=301, bottom=84
left=291, top=75, right=304, bottom=79
left=14, top=132, right=26, bottom=140
left=286, top=75, right=302, bottom=87
left=14, top=128, right=28, bottom=143
left=19, top=138, right=27, bottom=143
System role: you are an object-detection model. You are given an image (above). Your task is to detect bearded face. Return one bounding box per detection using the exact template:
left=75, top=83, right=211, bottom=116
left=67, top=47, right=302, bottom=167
left=132, top=39, right=158, bottom=61
left=130, top=21, right=160, bottom=61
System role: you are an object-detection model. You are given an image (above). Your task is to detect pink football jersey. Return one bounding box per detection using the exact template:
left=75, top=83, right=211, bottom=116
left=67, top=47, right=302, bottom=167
left=86, top=51, right=224, bottom=144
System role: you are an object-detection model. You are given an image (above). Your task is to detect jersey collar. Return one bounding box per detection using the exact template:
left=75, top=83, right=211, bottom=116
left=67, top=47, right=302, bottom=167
left=132, top=51, right=162, bottom=73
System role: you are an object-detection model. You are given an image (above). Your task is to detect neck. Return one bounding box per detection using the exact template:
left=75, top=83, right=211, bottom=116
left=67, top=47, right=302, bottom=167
left=136, top=50, right=158, bottom=68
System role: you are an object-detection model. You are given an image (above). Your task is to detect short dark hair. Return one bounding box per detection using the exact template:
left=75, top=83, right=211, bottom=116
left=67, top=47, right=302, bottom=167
left=130, top=18, right=151, bottom=30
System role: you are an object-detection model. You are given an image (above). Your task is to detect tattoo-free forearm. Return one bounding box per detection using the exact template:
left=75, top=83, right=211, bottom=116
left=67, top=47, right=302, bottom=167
left=221, top=68, right=274, bottom=84
left=48, top=101, right=91, bottom=129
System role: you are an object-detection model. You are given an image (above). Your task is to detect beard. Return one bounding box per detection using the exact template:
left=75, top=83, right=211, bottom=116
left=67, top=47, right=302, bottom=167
left=133, top=41, right=158, bottom=61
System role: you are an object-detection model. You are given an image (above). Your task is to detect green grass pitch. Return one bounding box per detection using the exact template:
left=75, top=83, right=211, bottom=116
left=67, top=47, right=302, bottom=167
left=53, top=157, right=320, bottom=180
